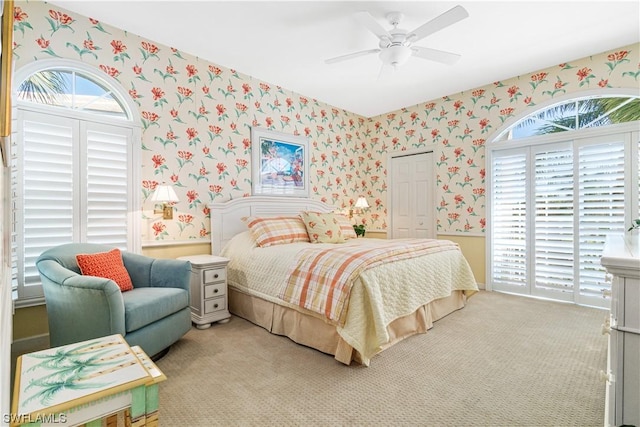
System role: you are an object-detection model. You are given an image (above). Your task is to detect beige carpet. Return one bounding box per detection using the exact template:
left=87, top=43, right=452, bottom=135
left=155, top=291, right=607, bottom=426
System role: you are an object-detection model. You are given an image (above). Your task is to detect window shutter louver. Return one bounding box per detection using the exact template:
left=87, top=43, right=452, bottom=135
left=20, top=116, right=74, bottom=291
left=10, top=109, right=18, bottom=300
left=491, top=152, right=528, bottom=290
left=533, top=147, right=574, bottom=299
left=577, top=141, right=626, bottom=302
left=85, top=127, right=130, bottom=247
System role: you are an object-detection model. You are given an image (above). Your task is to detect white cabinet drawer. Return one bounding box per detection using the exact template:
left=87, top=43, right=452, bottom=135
left=203, top=267, right=226, bottom=284
left=204, top=296, right=226, bottom=314
left=619, top=277, right=640, bottom=330
left=620, top=331, right=640, bottom=425
left=204, top=283, right=226, bottom=299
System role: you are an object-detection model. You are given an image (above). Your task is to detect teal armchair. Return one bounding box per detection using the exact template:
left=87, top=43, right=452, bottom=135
left=36, top=243, right=192, bottom=358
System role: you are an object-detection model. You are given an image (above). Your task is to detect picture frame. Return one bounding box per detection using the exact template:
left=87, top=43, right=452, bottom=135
left=251, top=127, right=309, bottom=197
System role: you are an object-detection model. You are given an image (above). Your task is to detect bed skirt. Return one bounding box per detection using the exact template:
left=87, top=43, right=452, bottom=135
left=227, top=287, right=467, bottom=365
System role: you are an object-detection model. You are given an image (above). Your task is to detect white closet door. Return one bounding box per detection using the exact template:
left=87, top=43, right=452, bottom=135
left=390, top=152, right=435, bottom=239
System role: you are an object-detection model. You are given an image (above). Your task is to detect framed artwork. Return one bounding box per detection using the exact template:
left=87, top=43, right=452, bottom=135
left=251, top=127, right=309, bottom=197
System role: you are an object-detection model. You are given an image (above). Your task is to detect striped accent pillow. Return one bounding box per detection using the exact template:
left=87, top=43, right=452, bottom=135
left=334, top=213, right=358, bottom=240
left=243, top=216, right=310, bottom=247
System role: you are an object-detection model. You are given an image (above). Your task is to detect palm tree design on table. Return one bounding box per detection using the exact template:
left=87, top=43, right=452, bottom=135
left=23, top=338, right=136, bottom=407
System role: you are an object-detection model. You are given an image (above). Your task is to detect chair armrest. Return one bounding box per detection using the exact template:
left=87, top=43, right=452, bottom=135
left=37, top=259, right=126, bottom=344
left=38, top=259, right=122, bottom=294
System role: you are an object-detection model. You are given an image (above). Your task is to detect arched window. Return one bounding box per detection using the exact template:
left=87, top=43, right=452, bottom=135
left=494, top=95, right=640, bottom=141
left=488, top=92, right=639, bottom=308
left=17, top=68, right=130, bottom=118
left=12, top=60, right=140, bottom=306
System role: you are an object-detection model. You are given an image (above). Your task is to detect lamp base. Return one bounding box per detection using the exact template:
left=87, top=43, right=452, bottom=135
left=154, top=204, right=173, bottom=220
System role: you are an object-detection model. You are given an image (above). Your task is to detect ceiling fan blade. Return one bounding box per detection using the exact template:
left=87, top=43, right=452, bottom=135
left=412, top=46, right=461, bottom=65
left=377, top=63, right=394, bottom=81
left=354, top=11, right=391, bottom=40
left=325, top=48, right=380, bottom=65
left=409, top=5, right=469, bottom=42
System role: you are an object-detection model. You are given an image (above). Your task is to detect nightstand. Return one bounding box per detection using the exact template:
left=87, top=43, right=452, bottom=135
left=178, top=254, right=230, bottom=329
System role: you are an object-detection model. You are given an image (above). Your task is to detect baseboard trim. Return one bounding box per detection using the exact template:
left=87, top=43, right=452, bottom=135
left=11, top=333, right=49, bottom=357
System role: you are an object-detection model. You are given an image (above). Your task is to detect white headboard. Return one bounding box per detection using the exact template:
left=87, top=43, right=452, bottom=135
left=209, top=196, right=335, bottom=255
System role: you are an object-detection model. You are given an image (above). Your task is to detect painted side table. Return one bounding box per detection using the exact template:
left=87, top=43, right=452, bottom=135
left=11, top=334, right=165, bottom=427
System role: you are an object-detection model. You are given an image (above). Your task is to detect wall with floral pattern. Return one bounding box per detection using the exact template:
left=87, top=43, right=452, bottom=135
left=12, top=1, right=639, bottom=242
left=12, top=0, right=369, bottom=243
left=367, top=45, right=639, bottom=235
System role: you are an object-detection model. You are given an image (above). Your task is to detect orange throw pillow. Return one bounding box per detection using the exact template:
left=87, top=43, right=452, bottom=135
left=76, top=248, right=134, bottom=292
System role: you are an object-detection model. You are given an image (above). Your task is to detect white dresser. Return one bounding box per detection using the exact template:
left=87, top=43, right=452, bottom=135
left=601, top=234, right=640, bottom=427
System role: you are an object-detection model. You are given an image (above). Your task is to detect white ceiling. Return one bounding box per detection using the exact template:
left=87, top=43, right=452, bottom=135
left=46, top=1, right=640, bottom=118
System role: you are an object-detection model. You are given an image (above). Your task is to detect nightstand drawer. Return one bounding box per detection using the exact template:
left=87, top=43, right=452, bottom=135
left=204, top=296, right=226, bottom=314
left=204, top=283, right=226, bottom=299
left=203, top=267, right=226, bottom=284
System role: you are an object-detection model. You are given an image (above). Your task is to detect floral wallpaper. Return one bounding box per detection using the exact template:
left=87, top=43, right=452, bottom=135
left=11, top=0, right=640, bottom=242
left=367, top=46, right=639, bottom=234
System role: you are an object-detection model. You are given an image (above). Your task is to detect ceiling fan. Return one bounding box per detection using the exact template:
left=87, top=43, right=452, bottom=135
left=325, top=5, right=469, bottom=70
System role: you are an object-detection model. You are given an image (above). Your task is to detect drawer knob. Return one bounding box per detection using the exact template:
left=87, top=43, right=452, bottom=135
left=599, top=370, right=613, bottom=383
left=214, top=273, right=219, bottom=279
left=214, top=303, right=219, bottom=309
left=214, top=288, right=219, bottom=293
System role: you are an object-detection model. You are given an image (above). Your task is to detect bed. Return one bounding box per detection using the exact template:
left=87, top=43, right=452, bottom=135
left=209, top=196, right=478, bottom=366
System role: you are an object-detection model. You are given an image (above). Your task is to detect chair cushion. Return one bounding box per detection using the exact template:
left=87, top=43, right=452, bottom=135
left=76, top=248, right=133, bottom=292
left=122, top=287, right=189, bottom=332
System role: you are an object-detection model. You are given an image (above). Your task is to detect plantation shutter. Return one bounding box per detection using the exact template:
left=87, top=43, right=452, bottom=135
left=84, top=123, right=130, bottom=248
left=15, top=110, right=132, bottom=302
left=18, top=112, right=75, bottom=299
left=490, top=128, right=637, bottom=308
left=577, top=140, right=626, bottom=304
left=491, top=150, right=528, bottom=291
left=10, top=107, right=18, bottom=300
left=533, top=145, right=574, bottom=301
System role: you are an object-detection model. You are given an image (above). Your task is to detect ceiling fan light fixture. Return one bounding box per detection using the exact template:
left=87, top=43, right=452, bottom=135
left=379, top=45, right=412, bottom=67
left=325, top=7, right=468, bottom=69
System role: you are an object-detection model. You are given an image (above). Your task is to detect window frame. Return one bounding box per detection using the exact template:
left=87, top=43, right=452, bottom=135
left=12, top=59, right=141, bottom=308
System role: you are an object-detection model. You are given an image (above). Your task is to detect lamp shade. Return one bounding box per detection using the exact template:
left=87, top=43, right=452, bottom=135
left=379, top=45, right=412, bottom=67
left=151, top=184, right=179, bottom=203
left=354, top=196, right=369, bottom=209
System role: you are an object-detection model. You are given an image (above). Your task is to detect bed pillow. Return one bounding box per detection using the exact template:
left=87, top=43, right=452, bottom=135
left=334, top=213, right=358, bottom=240
left=76, top=248, right=134, bottom=292
left=301, top=211, right=346, bottom=243
left=243, top=216, right=310, bottom=247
